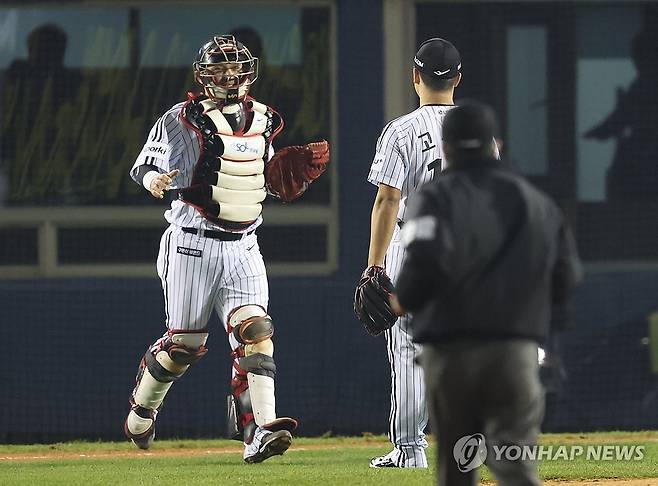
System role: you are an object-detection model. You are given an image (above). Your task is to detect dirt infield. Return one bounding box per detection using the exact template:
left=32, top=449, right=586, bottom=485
left=0, top=443, right=363, bottom=461
left=0, top=447, right=237, bottom=461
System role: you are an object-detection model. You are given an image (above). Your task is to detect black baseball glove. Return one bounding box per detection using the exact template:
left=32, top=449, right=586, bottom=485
left=353, top=266, right=398, bottom=336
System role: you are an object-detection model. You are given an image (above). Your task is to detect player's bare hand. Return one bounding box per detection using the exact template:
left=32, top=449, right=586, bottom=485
left=149, top=170, right=180, bottom=199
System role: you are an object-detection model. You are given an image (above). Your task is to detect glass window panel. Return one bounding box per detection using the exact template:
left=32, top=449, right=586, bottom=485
left=576, top=5, right=642, bottom=202
left=139, top=6, right=302, bottom=67
left=0, top=4, right=331, bottom=207
left=506, top=25, right=548, bottom=176
left=0, top=7, right=129, bottom=68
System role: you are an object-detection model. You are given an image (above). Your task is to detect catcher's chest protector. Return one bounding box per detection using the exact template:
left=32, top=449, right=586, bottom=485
left=180, top=94, right=283, bottom=230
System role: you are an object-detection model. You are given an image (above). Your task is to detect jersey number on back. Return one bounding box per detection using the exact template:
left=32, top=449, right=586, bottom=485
left=428, top=158, right=442, bottom=181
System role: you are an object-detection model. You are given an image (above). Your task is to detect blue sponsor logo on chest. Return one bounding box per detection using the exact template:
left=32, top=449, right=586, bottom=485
left=177, top=246, right=203, bottom=257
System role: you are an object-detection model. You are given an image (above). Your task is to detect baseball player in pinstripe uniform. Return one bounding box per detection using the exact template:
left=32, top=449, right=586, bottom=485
left=123, top=35, right=329, bottom=463
left=366, top=38, right=464, bottom=468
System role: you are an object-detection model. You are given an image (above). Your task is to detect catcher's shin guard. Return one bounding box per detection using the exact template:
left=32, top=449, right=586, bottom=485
left=228, top=353, right=257, bottom=442
left=228, top=306, right=297, bottom=442
left=125, top=331, right=209, bottom=445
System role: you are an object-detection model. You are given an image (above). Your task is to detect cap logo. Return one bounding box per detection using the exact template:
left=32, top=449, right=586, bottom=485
left=434, top=68, right=450, bottom=76
left=457, top=62, right=462, bottom=70
left=414, top=57, right=424, bottom=67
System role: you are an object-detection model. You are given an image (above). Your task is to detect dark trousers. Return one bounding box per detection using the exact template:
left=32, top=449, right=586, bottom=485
left=421, top=339, right=544, bottom=486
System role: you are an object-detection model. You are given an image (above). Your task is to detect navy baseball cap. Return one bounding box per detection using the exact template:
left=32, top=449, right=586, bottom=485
left=442, top=101, right=498, bottom=150
left=413, top=38, right=461, bottom=80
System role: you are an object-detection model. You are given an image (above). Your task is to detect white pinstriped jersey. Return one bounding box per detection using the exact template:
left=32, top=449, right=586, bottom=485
left=368, top=104, right=455, bottom=223
left=367, top=104, right=455, bottom=464
left=131, top=102, right=268, bottom=232
left=368, top=104, right=499, bottom=221
left=368, top=103, right=500, bottom=465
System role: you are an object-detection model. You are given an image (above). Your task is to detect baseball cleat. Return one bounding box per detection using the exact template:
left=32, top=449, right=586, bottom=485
left=243, top=427, right=293, bottom=464
left=370, top=448, right=428, bottom=468
left=370, top=449, right=405, bottom=468
left=262, top=417, right=298, bottom=433
left=130, top=428, right=155, bottom=450
left=124, top=406, right=157, bottom=450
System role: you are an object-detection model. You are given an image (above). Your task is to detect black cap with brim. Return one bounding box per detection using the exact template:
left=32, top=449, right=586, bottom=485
left=413, top=37, right=461, bottom=80
left=442, top=101, right=498, bottom=150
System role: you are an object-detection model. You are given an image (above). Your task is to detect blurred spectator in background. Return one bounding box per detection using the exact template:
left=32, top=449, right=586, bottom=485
left=230, top=26, right=270, bottom=103
left=230, top=26, right=264, bottom=59
left=584, top=21, right=658, bottom=200
left=1, top=23, right=81, bottom=204
left=4, top=23, right=80, bottom=110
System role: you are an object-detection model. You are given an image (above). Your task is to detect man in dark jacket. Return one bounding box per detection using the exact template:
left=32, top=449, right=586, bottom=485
left=393, top=101, right=583, bottom=486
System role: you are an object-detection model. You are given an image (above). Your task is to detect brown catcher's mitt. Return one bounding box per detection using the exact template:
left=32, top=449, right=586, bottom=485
left=353, top=266, right=398, bottom=336
left=265, top=140, right=330, bottom=202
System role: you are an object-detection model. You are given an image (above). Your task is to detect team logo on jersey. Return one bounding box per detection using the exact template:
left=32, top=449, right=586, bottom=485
left=372, top=153, right=384, bottom=168
left=177, top=246, right=203, bottom=257
left=147, top=146, right=167, bottom=155
left=141, top=142, right=170, bottom=161
left=231, top=141, right=259, bottom=155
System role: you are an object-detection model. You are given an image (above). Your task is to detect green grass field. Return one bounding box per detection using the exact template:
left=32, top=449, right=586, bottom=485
left=1, top=432, right=657, bottom=485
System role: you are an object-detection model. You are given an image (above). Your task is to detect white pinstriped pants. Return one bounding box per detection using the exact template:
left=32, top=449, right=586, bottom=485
left=156, top=224, right=268, bottom=357
left=383, top=229, right=429, bottom=467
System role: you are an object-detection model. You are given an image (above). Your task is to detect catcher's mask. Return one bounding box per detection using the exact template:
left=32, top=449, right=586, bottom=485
left=193, top=35, right=259, bottom=103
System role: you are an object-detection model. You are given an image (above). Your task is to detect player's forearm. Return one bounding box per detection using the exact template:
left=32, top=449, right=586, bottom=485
left=367, top=196, right=399, bottom=266
left=132, top=164, right=160, bottom=186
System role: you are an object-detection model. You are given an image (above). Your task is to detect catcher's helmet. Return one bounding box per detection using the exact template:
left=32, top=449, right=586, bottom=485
left=193, top=35, right=259, bottom=103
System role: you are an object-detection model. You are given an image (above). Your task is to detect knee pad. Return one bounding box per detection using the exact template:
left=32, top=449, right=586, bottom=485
left=145, top=331, right=209, bottom=382
left=229, top=305, right=274, bottom=346
left=132, top=331, right=208, bottom=412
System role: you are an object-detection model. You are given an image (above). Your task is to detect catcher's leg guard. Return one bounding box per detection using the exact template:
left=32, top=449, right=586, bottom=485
left=125, top=331, right=208, bottom=448
left=227, top=306, right=296, bottom=443
left=228, top=353, right=257, bottom=442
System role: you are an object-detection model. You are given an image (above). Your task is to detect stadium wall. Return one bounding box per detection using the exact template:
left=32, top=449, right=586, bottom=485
left=2, top=0, right=658, bottom=443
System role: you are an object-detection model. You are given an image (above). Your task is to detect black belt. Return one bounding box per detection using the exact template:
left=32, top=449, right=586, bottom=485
left=397, top=220, right=404, bottom=228
left=182, top=227, right=253, bottom=241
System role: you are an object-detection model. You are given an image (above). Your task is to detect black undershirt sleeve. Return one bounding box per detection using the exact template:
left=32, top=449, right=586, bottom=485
left=133, top=164, right=160, bottom=185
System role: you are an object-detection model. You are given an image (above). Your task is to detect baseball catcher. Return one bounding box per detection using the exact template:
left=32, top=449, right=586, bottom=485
left=176, top=38, right=329, bottom=222
left=354, top=265, right=398, bottom=336
left=124, top=35, right=330, bottom=464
